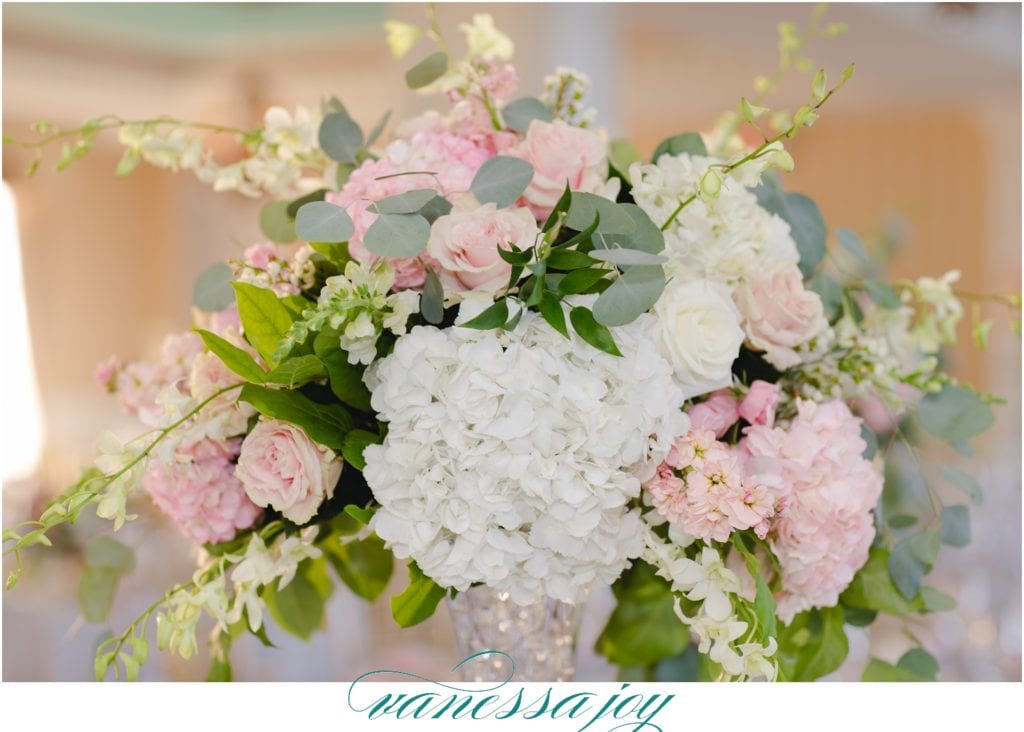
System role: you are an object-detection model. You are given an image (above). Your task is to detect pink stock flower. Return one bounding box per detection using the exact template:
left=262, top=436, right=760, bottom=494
left=687, top=391, right=740, bottom=437
left=738, top=380, right=780, bottom=427
left=113, top=332, right=204, bottom=427
left=235, top=420, right=343, bottom=525
left=742, top=399, right=882, bottom=622
left=144, top=438, right=262, bottom=545
left=243, top=242, right=278, bottom=269
left=94, top=356, right=120, bottom=393
left=513, top=119, right=609, bottom=219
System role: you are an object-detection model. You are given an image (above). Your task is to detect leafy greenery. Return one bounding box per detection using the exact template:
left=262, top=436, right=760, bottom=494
left=259, top=200, right=297, bottom=244
left=364, top=213, right=431, bottom=257
left=776, top=606, right=848, bottom=681
left=754, top=181, right=826, bottom=276
left=916, top=384, right=994, bottom=448
left=391, top=561, right=447, bottom=628
left=502, top=97, right=554, bottom=132
left=78, top=537, right=136, bottom=624
left=239, top=384, right=352, bottom=451
left=263, top=558, right=333, bottom=640
left=232, top=282, right=300, bottom=366
left=405, top=51, right=448, bottom=89
left=651, top=132, right=707, bottom=162
left=196, top=329, right=267, bottom=384
left=325, top=535, right=394, bottom=602
left=192, top=262, right=236, bottom=312
left=318, top=112, right=364, bottom=164
left=295, top=201, right=355, bottom=243
left=470, top=156, right=534, bottom=208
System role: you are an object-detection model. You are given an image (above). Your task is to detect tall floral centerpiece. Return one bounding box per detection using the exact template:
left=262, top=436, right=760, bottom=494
left=4, top=8, right=1017, bottom=683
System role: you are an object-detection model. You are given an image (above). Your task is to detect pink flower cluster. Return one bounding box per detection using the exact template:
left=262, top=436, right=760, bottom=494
left=143, top=438, right=262, bottom=544
left=743, top=400, right=882, bottom=622
left=687, top=380, right=780, bottom=437
left=647, top=429, right=783, bottom=542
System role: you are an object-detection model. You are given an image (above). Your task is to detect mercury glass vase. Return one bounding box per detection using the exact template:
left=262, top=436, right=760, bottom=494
left=446, top=585, right=579, bottom=682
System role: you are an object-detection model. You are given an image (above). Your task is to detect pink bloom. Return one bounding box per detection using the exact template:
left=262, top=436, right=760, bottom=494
left=738, top=380, right=780, bottom=427
left=742, top=399, right=883, bottom=622
left=94, top=356, right=120, bottom=393
left=427, top=201, right=539, bottom=292
left=734, top=263, right=829, bottom=370
left=144, top=438, right=262, bottom=544
left=687, top=391, right=740, bottom=437
left=243, top=242, right=278, bottom=269
left=513, top=120, right=608, bottom=219
left=113, top=332, right=204, bottom=427
left=235, top=420, right=343, bottom=524
left=326, top=131, right=493, bottom=290
left=666, top=428, right=718, bottom=471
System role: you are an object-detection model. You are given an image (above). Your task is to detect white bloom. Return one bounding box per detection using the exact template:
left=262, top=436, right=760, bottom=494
left=653, top=278, right=745, bottom=399
left=363, top=304, right=689, bottom=605
left=459, top=14, right=514, bottom=60
left=738, top=637, right=778, bottom=681
left=630, top=153, right=799, bottom=284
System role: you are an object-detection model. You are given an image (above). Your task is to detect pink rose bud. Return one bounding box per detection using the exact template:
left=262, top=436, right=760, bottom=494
left=738, top=380, right=780, bottom=427
left=687, top=391, right=740, bottom=437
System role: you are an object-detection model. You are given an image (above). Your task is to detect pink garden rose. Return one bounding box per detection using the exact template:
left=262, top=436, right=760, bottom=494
left=235, top=420, right=343, bottom=524
left=144, top=438, right=262, bottom=544
left=514, top=119, right=608, bottom=219
left=738, top=380, right=780, bottom=427
left=427, top=200, right=539, bottom=292
left=734, top=263, right=829, bottom=370
left=687, top=390, right=740, bottom=437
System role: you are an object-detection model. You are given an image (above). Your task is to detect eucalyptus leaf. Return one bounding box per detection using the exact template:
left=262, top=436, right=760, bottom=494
left=405, top=51, right=449, bottom=89
left=259, top=200, right=297, bottom=244
left=836, top=227, right=869, bottom=262
left=421, top=269, right=445, bottom=324
left=502, top=97, right=554, bottom=132
left=365, top=109, right=392, bottom=148
left=938, top=465, right=983, bottom=506
left=192, top=262, right=236, bottom=312
left=898, top=648, right=939, bottom=679
left=588, top=249, right=667, bottom=266
left=840, top=548, right=924, bottom=615
left=917, top=385, right=994, bottom=446
left=603, top=203, right=665, bottom=254
left=371, top=188, right=438, bottom=215
left=754, top=185, right=826, bottom=277
left=363, top=213, right=430, bottom=258
left=318, top=112, right=364, bottom=164
left=865, top=279, right=901, bottom=309
left=808, top=273, right=843, bottom=322
left=888, top=540, right=925, bottom=599
left=470, top=156, right=534, bottom=208
left=295, top=201, right=354, bottom=243
left=566, top=193, right=635, bottom=236
left=286, top=188, right=329, bottom=219
left=592, top=266, right=666, bottom=327
left=939, top=505, right=970, bottom=547
left=651, top=132, right=707, bottom=162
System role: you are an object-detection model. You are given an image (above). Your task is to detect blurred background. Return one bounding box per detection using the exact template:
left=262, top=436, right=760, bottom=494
left=2, top=2, right=1020, bottom=681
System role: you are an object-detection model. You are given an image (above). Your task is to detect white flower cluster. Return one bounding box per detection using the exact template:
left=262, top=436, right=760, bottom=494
left=629, top=154, right=799, bottom=285
left=644, top=530, right=777, bottom=681
left=363, top=304, right=690, bottom=605
left=117, top=106, right=330, bottom=199
left=543, top=66, right=597, bottom=127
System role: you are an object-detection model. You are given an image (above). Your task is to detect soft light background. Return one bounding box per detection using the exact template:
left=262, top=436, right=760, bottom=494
left=1, top=2, right=1020, bottom=682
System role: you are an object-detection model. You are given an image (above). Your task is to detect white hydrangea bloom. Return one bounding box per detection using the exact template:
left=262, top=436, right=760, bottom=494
left=363, top=303, right=689, bottom=605
left=629, top=154, right=799, bottom=285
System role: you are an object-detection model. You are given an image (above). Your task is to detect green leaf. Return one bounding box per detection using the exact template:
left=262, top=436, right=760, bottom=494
left=538, top=292, right=569, bottom=338
left=603, top=204, right=665, bottom=254
left=502, top=97, right=554, bottom=132
left=587, top=249, right=667, bottom=266
left=239, top=384, right=352, bottom=451
left=259, top=200, right=297, bottom=244
left=365, top=109, right=392, bottom=148
left=470, top=156, right=534, bottom=208
left=907, top=531, right=941, bottom=568
left=265, top=355, right=326, bottom=388
left=860, top=423, right=878, bottom=459
left=938, top=465, right=983, bottom=506
left=363, top=213, right=430, bottom=258
left=920, top=586, right=956, bottom=612
left=777, top=606, right=848, bottom=681
left=939, top=505, right=970, bottom=547
left=917, top=385, right=994, bottom=446
left=78, top=567, right=119, bottom=624
left=371, top=188, right=439, bottom=215
left=418, top=194, right=453, bottom=223
left=421, top=269, right=445, bottom=324
left=840, top=547, right=923, bottom=615
left=405, top=51, right=449, bottom=89
left=391, top=562, right=446, bottom=627
left=318, top=112, right=364, bottom=164
left=754, top=185, right=826, bottom=277
left=651, top=132, right=707, bottom=162
left=197, top=329, right=267, bottom=384
left=116, top=147, right=141, bottom=177
left=865, top=279, right=901, bottom=309
left=888, top=540, right=925, bottom=599
left=232, top=282, right=297, bottom=366
left=566, top=193, right=636, bottom=236
left=595, top=562, right=690, bottom=665
left=341, top=429, right=381, bottom=471
left=459, top=299, right=509, bottom=330
left=570, top=307, right=622, bottom=356
left=862, top=658, right=932, bottom=682
left=285, top=188, right=329, bottom=219
left=592, top=265, right=666, bottom=327
left=206, top=657, right=233, bottom=682
left=192, top=262, right=236, bottom=312
left=85, top=537, right=135, bottom=575
left=836, top=227, right=869, bottom=262
left=542, top=184, right=573, bottom=233
left=808, top=273, right=843, bottom=321
left=898, top=648, right=939, bottom=679
left=295, top=201, right=354, bottom=243
left=608, top=139, right=641, bottom=181
left=326, top=536, right=394, bottom=602
left=263, top=570, right=325, bottom=640
left=344, top=504, right=375, bottom=525
left=313, top=330, right=372, bottom=412
left=888, top=514, right=918, bottom=529
left=557, top=268, right=610, bottom=295
left=842, top=605, right=878, bottom=627
left=546, top=249, right=595, bottom=270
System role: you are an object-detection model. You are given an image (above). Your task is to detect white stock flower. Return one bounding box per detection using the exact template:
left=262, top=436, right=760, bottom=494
left=460, top=14, right=514, bottom=60
left=629, top=153, right=799, bottom=285
left=363, top=304, right=689, bottom=605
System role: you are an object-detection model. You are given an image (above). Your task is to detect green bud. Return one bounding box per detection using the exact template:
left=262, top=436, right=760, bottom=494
left=156, top=613, right=172, bottom=651
left=699, top=168, right=723, bottom=199
left=740, top=97, right=769, bottom=123
left=811, top=69, right=827, bottom=102
left=794, top=106, right=819, bottom=127
left=771, top=148, right=795, bottom=172
left=754, top=75, right=774, bottom=95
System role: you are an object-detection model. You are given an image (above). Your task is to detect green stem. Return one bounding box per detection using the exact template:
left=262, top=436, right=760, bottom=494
left=6, top=116, right=253, bottom=151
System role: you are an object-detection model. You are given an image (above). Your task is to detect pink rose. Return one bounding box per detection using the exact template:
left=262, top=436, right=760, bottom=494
left=734, top=263, right=829, bottom=370
left=687, top=390, right=740, bottom=437
left=514, top=120, right=608, bottom=219
left=738, top=380, right=780, bottom=427
left=427, top=200, right=539, bottom=292
left=235, top=420, right=343, bottom=524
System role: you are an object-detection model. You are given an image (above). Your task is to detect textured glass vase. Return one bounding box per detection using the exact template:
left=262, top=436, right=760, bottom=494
left=446, top=586, right=578, bottom=682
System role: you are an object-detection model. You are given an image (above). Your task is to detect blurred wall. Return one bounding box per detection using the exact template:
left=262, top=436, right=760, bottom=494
left=2, top=2, right=1020, bottom=681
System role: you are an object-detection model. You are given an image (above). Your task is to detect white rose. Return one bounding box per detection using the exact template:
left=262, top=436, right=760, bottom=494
left=653, top=278, right=744, bottom=399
